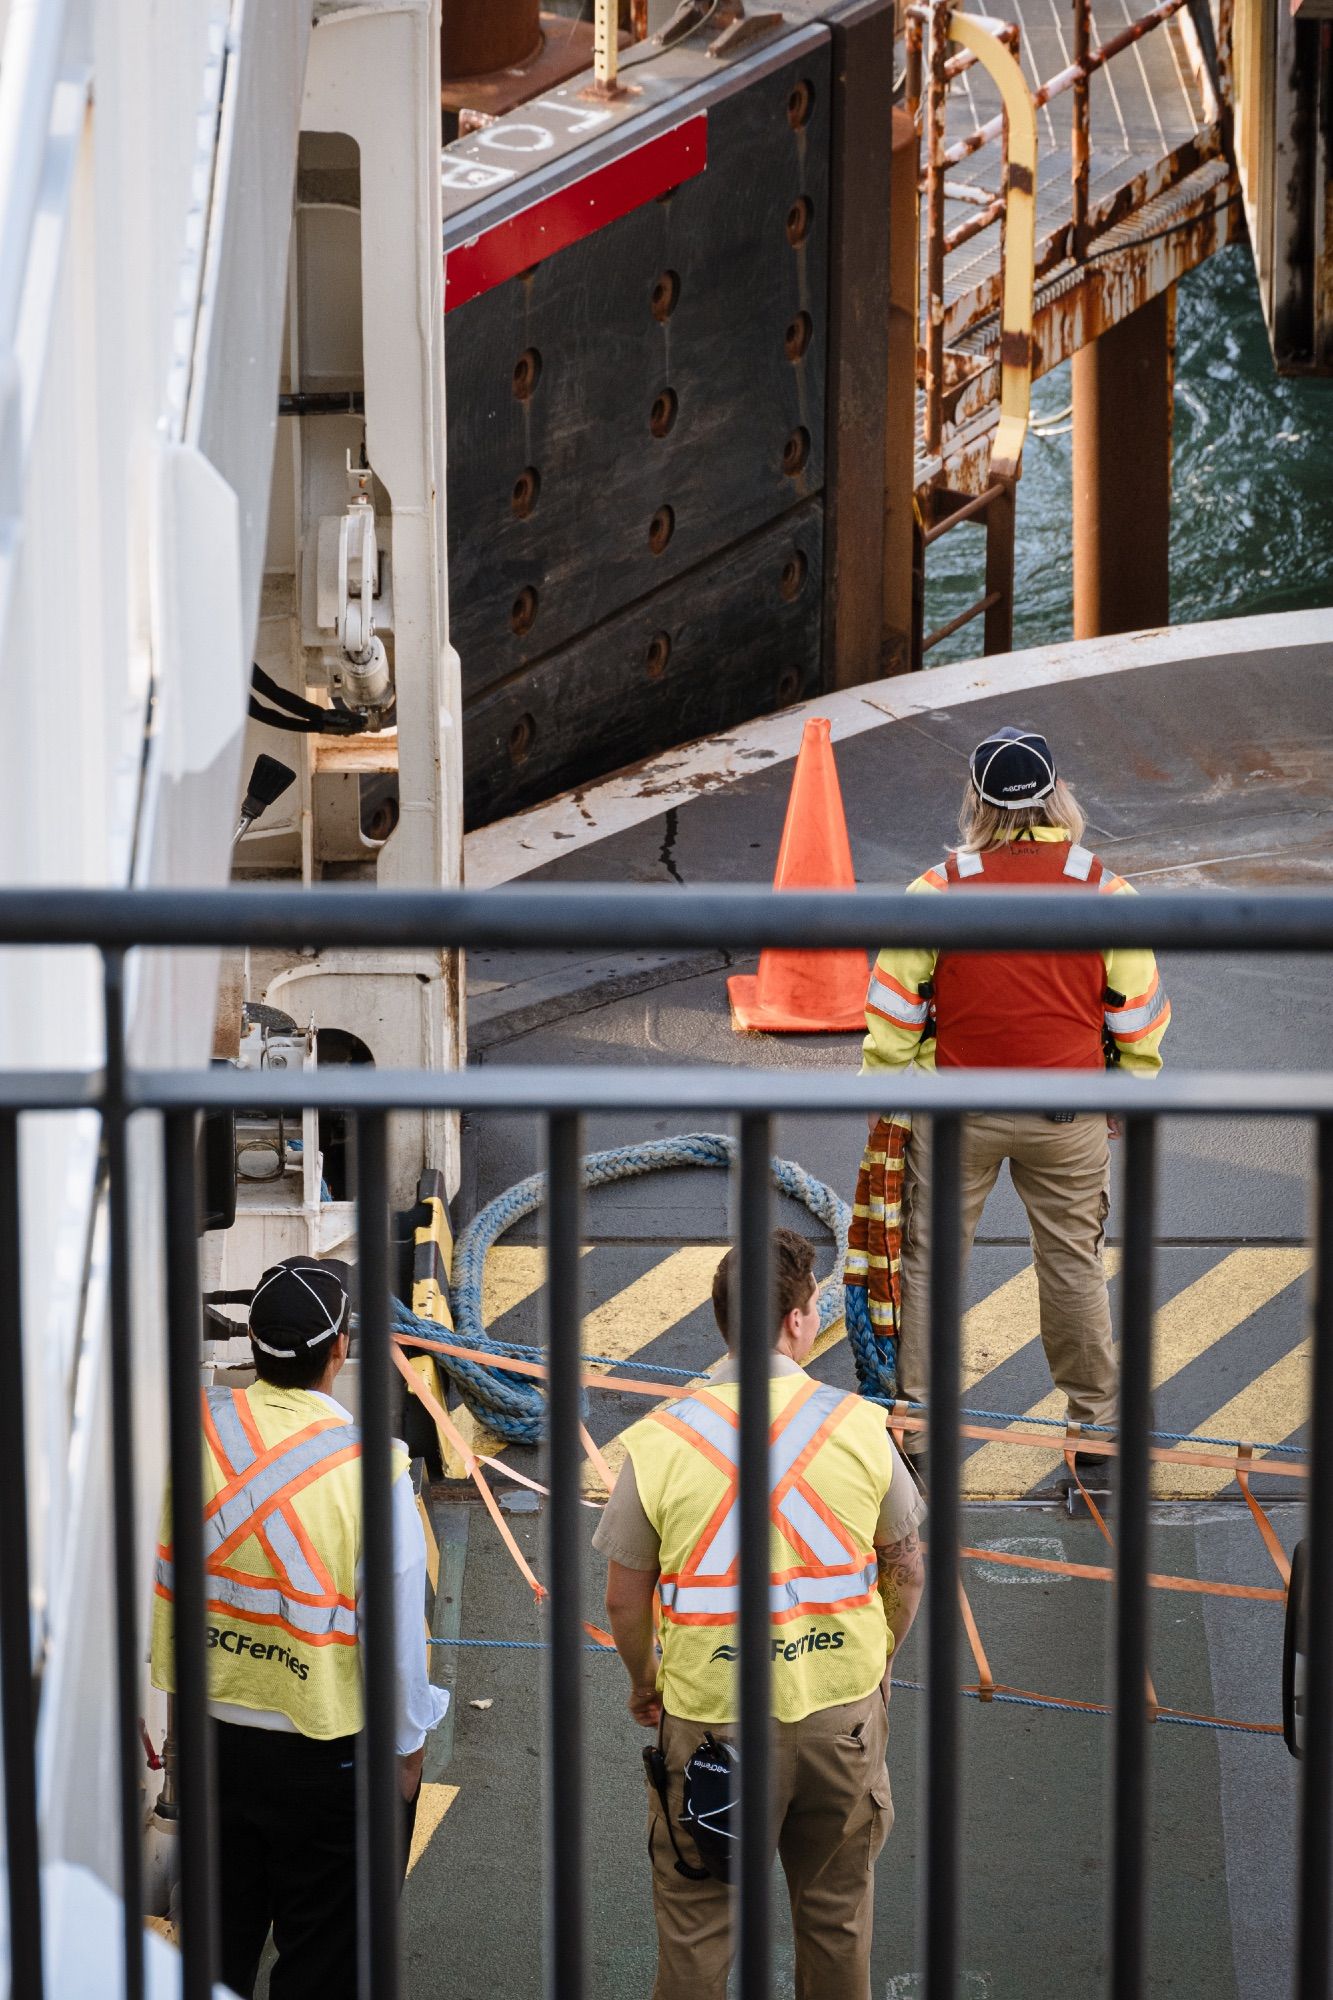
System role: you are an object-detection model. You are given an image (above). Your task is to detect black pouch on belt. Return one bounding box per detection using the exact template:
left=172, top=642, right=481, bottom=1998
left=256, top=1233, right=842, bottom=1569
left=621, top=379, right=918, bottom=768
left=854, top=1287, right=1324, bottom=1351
left=642, top=1729, right=738, bottom=1883
left=680, top=1733, right=739, bottom=1882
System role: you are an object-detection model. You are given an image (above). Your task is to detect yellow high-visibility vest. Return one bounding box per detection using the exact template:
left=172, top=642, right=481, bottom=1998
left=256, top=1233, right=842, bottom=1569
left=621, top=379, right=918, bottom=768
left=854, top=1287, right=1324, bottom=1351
left=625, top=1371, right=893, bottom=1723
left=150, top=1382, right=408, bottom=1740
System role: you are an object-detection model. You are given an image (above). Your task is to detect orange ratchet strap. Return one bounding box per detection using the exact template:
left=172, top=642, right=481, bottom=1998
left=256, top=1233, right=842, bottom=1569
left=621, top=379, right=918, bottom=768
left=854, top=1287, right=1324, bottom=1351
left=1236, top=1447, right=1292, bottom=1586
left=392, top=1346, right=545, bottom=1602
left=391, top=1334, right=1307, bottom=1483
left=393, top=1345, right=616, bottom=1648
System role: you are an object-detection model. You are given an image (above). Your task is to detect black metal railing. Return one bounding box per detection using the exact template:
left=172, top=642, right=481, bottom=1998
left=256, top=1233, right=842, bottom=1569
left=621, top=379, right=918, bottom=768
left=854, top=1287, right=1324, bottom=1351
left=1, top=884, right=1331, bottom=2000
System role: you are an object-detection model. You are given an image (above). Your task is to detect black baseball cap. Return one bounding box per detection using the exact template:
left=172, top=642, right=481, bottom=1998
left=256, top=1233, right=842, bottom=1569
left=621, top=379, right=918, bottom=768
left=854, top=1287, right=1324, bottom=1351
left=249, top=1256, right=350, bottom=1359
left=969, top=725, right=1057, bottom=808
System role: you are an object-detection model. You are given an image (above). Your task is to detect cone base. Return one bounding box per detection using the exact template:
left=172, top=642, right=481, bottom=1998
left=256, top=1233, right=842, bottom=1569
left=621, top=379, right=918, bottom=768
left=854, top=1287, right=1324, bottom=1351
left=727, top=972, right=866, bottom=1035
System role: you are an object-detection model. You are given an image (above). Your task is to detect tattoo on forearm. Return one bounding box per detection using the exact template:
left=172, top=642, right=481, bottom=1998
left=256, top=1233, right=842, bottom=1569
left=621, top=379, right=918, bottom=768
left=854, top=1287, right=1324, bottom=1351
left=878, top=1529, right=924, bottom=1590
left=877, top=1530, right=924, bottom=1631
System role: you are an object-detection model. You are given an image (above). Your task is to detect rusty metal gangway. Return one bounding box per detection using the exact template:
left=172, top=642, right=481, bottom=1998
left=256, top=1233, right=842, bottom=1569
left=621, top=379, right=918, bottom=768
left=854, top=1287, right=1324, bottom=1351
left=905, top=0, right=1239, bottom=659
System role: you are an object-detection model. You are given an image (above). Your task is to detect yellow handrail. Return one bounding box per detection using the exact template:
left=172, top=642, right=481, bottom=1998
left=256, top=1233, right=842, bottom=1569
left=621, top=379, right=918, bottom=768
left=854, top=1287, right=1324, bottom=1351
left=945, top=10, right=1038, bottom=479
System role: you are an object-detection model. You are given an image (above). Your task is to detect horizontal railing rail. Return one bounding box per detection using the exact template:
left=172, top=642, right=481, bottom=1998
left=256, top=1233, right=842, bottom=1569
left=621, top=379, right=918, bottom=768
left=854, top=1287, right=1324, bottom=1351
left=1, top=883, right=1333, bottom=951
left=0, top=886, right=1329, bottom=2000
left=5, top=1065, right=1333, bottom=1118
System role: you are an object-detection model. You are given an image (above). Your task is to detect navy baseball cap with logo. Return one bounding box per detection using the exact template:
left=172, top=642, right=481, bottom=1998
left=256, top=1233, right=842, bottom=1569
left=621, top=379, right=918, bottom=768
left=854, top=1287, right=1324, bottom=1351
left=248, top=1256, right=350, bottom=1359
left=969, top=725, right=1057, bottom=809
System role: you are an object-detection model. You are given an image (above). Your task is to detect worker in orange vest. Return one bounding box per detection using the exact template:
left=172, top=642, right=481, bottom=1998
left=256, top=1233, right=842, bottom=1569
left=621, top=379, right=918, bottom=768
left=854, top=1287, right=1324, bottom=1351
left=862, top=726, right=1171, bottom=1482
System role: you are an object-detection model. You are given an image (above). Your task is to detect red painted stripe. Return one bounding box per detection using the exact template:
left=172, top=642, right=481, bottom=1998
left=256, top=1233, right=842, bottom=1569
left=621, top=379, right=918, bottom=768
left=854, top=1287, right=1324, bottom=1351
left=444, top=115, right=707, bottom=314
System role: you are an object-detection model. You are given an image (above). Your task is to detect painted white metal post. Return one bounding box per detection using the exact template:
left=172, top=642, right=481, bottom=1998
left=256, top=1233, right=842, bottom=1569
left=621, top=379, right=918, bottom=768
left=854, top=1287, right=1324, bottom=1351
left=594, top=0, right=619, bottom=92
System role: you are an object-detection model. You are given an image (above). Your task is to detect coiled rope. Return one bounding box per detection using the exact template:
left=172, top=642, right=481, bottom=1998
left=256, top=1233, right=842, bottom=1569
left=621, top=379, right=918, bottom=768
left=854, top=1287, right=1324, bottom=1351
left=393, top=1134, right=850, bottom=1446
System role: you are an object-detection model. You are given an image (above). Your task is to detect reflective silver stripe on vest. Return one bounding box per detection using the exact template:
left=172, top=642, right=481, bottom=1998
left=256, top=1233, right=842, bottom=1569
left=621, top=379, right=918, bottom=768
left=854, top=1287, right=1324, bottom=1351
left=660, top=1394, right=737, bottom=1461
left=204, top=1422, right=360, bottom=1562
left=156, top=1555, right=358, bottom=1641
left=206, top=1388, right=258, bottom=1474
left=1105, top=984, right=1169, bottom=1036
left=659, top=1561, right=879, bottom=1619
left=1063, top=844, right=1095, bottom=881
left=866, top=973, right=929, bottom=1028
left=658, top=1383, right=872, bottom=1616
left=263, top=1509, right=335, bottom=1602
left=779, top=1485, right=853, bottom=1569
left=204, top=1390, right=345, bottom=1600
left=955, top=848, right=984, bottom=878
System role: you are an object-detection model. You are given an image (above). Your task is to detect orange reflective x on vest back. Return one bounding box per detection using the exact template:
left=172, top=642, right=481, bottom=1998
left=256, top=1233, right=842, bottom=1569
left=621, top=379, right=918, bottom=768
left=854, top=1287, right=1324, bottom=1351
left=933, top=840, right=1108, bottom=1070
left=625, top=1372, right=893, bottom=1722
left=150, top=1383, right=393, bottom=1738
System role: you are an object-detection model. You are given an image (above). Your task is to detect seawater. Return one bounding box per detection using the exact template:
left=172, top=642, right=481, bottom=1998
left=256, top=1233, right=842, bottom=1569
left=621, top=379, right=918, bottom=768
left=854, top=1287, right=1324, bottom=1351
left=924, top=242, right=1333, bottom=663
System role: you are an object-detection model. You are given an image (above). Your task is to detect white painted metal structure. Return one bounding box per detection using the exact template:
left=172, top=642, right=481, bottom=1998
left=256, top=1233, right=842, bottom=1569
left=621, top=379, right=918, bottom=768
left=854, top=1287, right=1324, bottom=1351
left=0, top=0, right=455, bottom=1985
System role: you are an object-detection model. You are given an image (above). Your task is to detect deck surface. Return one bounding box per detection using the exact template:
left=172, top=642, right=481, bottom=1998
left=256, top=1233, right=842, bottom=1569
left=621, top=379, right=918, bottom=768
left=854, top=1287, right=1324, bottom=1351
left=391, top=626, right=1333, bottom=1995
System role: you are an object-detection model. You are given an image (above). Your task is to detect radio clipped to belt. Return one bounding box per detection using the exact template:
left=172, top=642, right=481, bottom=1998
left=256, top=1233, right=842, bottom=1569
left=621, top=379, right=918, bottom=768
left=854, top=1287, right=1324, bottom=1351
left=643, top=1728, right=738, bottom=1883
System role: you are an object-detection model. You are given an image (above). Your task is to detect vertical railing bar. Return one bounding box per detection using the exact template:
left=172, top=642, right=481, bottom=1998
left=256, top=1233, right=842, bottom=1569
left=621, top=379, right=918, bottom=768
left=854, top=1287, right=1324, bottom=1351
left=924, top=1, right=950, bottom=459
left=1072, top=0, right=1091, bottom=254
left=923, top=1112, right=962, bottom=2000
left=355, top=1112, right=400, bottom=2000
left=162, top=1111, right=218, bottom=2000
left=1110, top=1115, right=1156, bottom=2000
left=546, top=1112, right=585, bottom=2000
left=736, top=1112, right=773, bottom=2000
left=103, top=950, right=145, bottom=2000
left=0, top=1111, right=44, bottom=2000
left=1296, top=1118, right=1333, bottom=1998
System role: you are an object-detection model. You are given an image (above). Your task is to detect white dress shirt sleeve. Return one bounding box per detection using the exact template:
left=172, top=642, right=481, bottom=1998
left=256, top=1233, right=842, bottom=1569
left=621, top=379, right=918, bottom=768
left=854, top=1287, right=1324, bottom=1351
left=389, top=1469, right=451, bottom=1756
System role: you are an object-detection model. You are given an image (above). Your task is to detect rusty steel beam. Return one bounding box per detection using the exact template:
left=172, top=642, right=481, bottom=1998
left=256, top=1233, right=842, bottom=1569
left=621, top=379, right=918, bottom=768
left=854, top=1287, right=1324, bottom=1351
left=822, top=0, right=897, bottom=690
left=940, top=0, right=1191, bottom=170
left=922, top=588, right=1003, bottom=653
left=905, top=8, right=925, bottom=124
left=924, top=2, right=952, bottom=457
left=442, top=0, right=541, bottom=81
left=983, top=478, right=1016, bottom=652
left=922, top=479, right=1006, bottom=542
left=942, top=22, right=1020, bottom=83
left=941, top=133, right=1223, bottom=348
left=884, top=107, right=922, bottom=674
left=943, top=199, right=1005, bottom=255
left=917, top=169, right=1235, bottom=501
left=1072, top=0, right=1091, bottom=254
left=1072, top=287, right=1174, bottom=637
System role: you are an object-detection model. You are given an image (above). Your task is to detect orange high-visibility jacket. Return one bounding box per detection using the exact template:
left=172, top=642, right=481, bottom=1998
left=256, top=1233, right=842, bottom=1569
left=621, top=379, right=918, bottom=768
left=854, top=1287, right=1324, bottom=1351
left=861, top=827, right=1170, bottom=1077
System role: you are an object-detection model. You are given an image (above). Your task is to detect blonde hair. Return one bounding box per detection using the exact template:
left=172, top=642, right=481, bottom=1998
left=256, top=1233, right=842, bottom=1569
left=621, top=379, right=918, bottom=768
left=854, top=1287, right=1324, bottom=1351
left=957, top=774, right=1086, bottom=853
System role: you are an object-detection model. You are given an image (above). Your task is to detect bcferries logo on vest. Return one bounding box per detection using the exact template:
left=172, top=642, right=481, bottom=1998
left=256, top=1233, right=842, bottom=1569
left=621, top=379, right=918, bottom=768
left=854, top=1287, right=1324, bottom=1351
left=708, top=1628, right=847, bottom=1666
left=207, top=1624, right=310, bottom=1680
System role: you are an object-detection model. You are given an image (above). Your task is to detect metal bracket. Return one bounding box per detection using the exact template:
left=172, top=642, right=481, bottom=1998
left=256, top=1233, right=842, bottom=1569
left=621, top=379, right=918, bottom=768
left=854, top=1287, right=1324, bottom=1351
left=708, top=3, right=784, bottom=58
left=656, top=0, right=783, bottom=58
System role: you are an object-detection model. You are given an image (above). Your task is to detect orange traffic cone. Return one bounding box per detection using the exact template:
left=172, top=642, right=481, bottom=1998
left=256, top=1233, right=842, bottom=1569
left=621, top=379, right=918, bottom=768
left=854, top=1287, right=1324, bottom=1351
left=727, top=716, right=869, bottom=1033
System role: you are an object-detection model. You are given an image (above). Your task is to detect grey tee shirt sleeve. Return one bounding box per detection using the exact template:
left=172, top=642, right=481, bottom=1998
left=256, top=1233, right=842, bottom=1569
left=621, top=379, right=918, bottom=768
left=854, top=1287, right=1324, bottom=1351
left=876, top=1435, right=927, bottom=1544
left=591, top=1454, right=662, bottom=1572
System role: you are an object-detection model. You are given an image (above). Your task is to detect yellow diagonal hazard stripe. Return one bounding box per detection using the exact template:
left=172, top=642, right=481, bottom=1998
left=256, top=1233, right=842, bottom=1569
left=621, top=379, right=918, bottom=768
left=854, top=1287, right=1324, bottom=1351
left=409, top=1169, right=460, bottom=1475
left=814, top=1257, right=1051, bottom=1386
left=581, top=1245, right=722, bottom=1368
left=963, top=1248, right=1307, bottom=1497
left=407, top=1782, right=460, bottom=1876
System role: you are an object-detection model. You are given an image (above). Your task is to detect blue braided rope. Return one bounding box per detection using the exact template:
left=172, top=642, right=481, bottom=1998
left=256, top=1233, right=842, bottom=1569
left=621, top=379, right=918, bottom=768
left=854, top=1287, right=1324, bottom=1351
left=399, top=1135, right=849, bottom=1445
left=890, top=1397, right=1307, bottom=1459
left=843, top=1281, right=896, bottom=1406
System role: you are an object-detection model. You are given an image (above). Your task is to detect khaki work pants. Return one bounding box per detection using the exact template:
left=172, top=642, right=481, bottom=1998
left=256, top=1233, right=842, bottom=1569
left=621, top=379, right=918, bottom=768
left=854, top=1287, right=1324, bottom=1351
left=647, top=1688, right=892, bottom=2000
left=898, top=1112, right=1116, bottom=1430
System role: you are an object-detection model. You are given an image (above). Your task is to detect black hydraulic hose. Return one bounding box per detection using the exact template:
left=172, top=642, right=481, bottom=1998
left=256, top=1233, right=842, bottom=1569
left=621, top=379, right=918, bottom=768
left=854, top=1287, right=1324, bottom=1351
left=248, top=663, right=366, bottom=736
